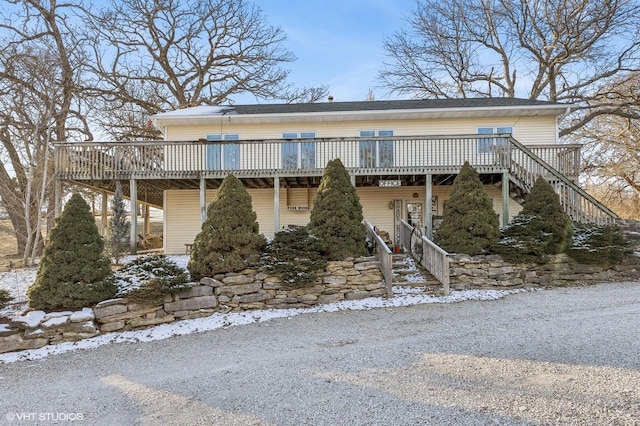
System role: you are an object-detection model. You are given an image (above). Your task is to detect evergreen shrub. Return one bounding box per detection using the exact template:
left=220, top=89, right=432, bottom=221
left=308, top=158, right=368, bottom=260
left=492, top=176, right=573, bottom=263
left=433, top=161, right=499, bottom=255
left=567, top=223, right=628, bottom=266
left=264, top=226, right=328, bottom=288
left=0, top=289, right=12, bottom=309
left=188, top=175, right=266, bottom=280
left=117, top=254, right=190, bottom=304
left=105, top=183, right=130, bottom=265
left=27, top=194, right=116, bottom=311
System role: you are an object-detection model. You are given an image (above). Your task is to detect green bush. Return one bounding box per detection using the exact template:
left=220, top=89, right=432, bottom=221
left=0, top=288, right=12, bottom=309
left=188, top=174, right=266, bottom=280
left=433, top=161, right=499, bottom=255
left=27, top=194, right=116, bottom=311
left=105, top=183, right=130, bottom=265
left=308, top=158, right=368, bottom=260
left=264, top=226, right=328, bottom=288
left=567, top=223, right=629, bottom=266
left=492, top=176, right=572, bottom=263
left=117, top=255, right=190, bottom=304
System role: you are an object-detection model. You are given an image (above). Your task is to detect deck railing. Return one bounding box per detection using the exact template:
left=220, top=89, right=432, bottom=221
left=53, top=135, right=616, bottom=223
left=54, top=135, right=580, bottom=179
left=400, top=219, right=450, bottom=296
left=365, top=220, right=393, bottom=297
left=502, top=138, right=617, bottom=224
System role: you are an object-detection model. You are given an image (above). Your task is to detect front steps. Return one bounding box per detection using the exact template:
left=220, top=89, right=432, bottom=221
left=391, top=253, right=443, bottom=295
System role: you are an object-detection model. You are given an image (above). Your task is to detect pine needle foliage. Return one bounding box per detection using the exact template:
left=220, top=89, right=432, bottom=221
left=493, top=176, right=573, bottom=263
left=188, top=175, right=266, bottom=280
left=105, top=183, right=130, bottom=265
left=308, top=158, right=368, bottom=260
left=117, top=254, right=190, bottom=304
left=567, top=223, right=628, bottom=266
left=264, top=226, right=328, bottom=288
left=0, top=288, right=12, bottom=309
left=433, top=161, right=499, bottom=255
left=27, top=193, right=116, bottom=310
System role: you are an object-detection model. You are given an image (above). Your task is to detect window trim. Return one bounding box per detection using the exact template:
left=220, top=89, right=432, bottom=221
left=281, top=131, right=316, bottom=169
left=359, top=129, right=395, bottom=168
left=476, top=126, right=513, bottom=154
left=205, top=133, right=240, bottom=170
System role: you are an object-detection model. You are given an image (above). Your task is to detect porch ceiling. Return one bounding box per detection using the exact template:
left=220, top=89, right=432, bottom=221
left=65, top=172, right=503, bottom=209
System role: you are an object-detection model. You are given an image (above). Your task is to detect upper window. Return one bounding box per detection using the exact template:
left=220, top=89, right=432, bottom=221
left=205, top=134, right=240, bottom=170
left=359, top=130, right=394, bottom=168
left=477, top=127, right=513, bottom=153
left=282, top=132, right=316, bottom=170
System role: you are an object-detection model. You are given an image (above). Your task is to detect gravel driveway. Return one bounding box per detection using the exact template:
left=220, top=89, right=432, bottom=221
left=1, top=282, right=639, bottom=425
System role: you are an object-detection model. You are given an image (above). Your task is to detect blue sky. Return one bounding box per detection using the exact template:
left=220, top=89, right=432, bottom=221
left=238, top=0, right=414, bottom=103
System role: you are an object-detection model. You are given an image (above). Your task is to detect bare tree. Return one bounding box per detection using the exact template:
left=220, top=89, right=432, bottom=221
left=84, top=0, right=327, bottom=140
left=0, top=0, right=91, bottom=261
left=576, top=74, right=640, bottom=218
left=379, top=0, right=640, bottom=136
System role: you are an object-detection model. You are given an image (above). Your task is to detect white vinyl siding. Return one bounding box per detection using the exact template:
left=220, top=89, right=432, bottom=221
left=164, top=185, right=517, bottom=254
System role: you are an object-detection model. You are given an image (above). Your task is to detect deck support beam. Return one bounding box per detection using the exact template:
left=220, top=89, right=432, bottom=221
left=129, top=178, right=138, bottom=255
left=54, top=180, right=62, bottom=218
left=425, top=173, right=433, bottom=239
left=502, top=171, right=510, bottom=227
left=200, top=176, right=206, bottom=225
left=274, top=175, right=280, bottom=231
left=102, top=191, right=108, bottom=236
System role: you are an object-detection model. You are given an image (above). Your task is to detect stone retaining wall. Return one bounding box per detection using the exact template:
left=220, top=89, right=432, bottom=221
left=449, top=253, right=639, bottom=290
left=0, top=257, right=385, bottom=354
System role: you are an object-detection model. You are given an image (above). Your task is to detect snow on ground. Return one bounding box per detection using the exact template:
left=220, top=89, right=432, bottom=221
left=0, top=255, right=527, bottom=364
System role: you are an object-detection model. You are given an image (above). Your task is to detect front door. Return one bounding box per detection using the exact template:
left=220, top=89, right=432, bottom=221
left=406, top=202, right=423, bottom=230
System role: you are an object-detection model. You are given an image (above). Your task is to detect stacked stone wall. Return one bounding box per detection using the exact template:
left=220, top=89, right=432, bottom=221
left=0, top=257, right=385, bottom=354
left=449, top=253, right=638, bottom=290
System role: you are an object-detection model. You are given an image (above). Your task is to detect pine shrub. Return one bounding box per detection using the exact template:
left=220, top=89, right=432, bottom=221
left=567, top=223, right=628, bottom=266
left=308, top=158, right=368, bottom=260
left=27, top=193, right=116, bottom=311
left=0, top=288, right=12, bottom=309
left=433, top=161, right=499, bottom=255
left=116, top=254, right=190, bottom=304
left=492, top=176, right=573, bottom=263
left=105, top=183, right=130, bottom=265
left=264, top=226, right=328, bottom=288
left=188, top=175, right=266, bottom=280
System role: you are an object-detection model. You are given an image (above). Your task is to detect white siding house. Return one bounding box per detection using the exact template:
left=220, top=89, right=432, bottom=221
left=54, top=98, right=615, bottom=254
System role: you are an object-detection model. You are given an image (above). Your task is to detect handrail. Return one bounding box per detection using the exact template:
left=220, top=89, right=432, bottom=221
left=53, top=135, right=581, bottom=179
left=400, top=219, right=450, bottom=296
left=53, top=134, right=616, bottom=224
left=505, top=137, right=617, bottom=224
left=364, top=220, right=393, bottom=297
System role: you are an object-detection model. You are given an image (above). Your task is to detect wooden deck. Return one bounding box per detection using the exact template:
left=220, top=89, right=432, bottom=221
left=53, top=135, right=616, bottom=224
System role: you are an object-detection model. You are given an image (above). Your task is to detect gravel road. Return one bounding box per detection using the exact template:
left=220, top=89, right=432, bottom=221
left=1, top=282, right=639, bottom=425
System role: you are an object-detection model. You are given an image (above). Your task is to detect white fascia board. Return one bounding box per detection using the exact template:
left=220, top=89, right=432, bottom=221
left=153, top=104, right=572, bottom=126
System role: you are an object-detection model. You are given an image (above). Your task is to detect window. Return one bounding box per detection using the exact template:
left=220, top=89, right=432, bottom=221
left=205, top=134, right=239, bottom=170
left=477, top=127, right=513, bottom=154
left=359, top=130, right=394, bottom=168
left=281, top=132, right=316, bottom=169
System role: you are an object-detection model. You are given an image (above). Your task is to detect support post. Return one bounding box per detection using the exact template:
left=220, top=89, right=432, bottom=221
left=502, top=171, right=510, bottom=227
left=200, top=176, right=206, bottom=225
left=129, top=178, right=138, bottom=255
left=101, top=191, right=108, bottom=236
left=425, top=173, right=433, bottom=239
left=54, top=180, right=62, bottom=218
left=274, top=175, right=280, bottom=231
left=144, top=204, right=151, bottom=236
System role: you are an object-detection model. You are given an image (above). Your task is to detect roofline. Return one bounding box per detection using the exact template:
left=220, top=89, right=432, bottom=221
left=153, top=102, right=571, bottom=126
